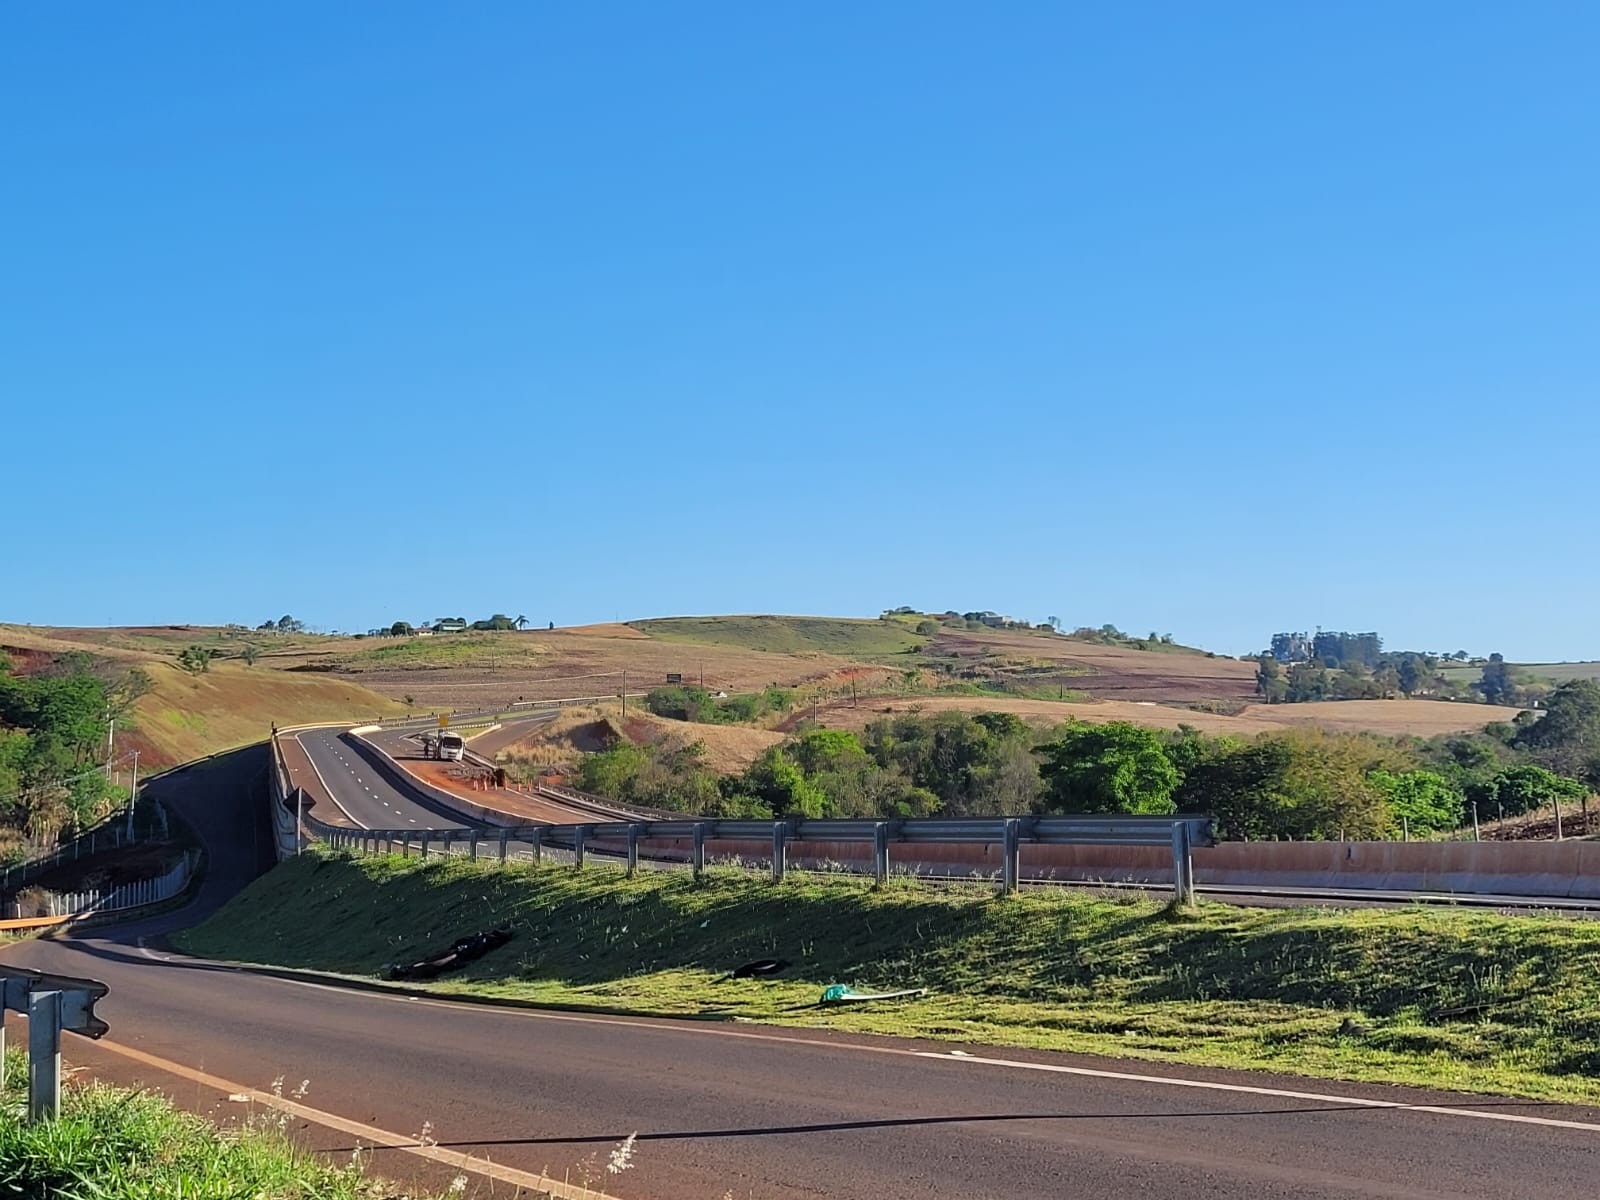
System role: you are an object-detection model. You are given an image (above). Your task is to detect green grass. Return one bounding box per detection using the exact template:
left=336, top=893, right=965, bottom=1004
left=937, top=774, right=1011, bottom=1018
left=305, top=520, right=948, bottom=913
left=1441, top=661, right=1600, bottom=686
left=629, top=615, right=925, bottom=657
left=0, top=1051, right=464, bottom=1198
left=181, top=852, right=1600, bottom=1104
left=342, top=633, right=544, bottom=671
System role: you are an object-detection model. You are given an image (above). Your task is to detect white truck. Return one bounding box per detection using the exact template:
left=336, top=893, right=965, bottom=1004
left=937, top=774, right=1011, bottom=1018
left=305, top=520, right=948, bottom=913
left=424, top=731, right=467, bottom=761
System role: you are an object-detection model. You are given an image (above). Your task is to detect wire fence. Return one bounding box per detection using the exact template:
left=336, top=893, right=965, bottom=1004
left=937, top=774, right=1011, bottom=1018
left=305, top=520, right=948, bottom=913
left=8, top=849, right=197, bottom=921
left=1, top=802, right=171, bottom=897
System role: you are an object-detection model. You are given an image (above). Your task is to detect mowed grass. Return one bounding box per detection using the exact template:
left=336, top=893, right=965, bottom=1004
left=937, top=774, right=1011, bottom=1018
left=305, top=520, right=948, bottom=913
left=180, top=852, right=1600, bottom=1104
left=629, top=615, right=926, bottom=658
left=0, top=1052, right=468, bottom=1198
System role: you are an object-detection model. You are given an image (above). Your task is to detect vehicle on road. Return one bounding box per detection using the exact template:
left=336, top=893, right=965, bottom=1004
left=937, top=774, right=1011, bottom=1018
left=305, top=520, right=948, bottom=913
left=423, top=732, right=467, bottom=762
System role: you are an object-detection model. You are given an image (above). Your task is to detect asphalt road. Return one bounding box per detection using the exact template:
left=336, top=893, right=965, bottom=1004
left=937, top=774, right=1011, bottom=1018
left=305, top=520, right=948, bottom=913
left=4, top=750, right=1600, bottom=1198
left=292, top=726, right=468, bottom=830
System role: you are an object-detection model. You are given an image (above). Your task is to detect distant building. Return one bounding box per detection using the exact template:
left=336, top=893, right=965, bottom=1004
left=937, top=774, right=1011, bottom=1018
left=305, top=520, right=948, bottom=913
left=414, top=628, right=435, bottom=638
left=434, top=619, right=468, bottom=634
left=1270, top=632, right=1313, bottom=663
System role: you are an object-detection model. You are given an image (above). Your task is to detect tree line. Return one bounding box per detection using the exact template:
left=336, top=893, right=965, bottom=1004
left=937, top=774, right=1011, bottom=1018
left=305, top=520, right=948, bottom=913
left=0, top=650, right=148, bottom=847
left=572, top=680, right=1600, bottom=838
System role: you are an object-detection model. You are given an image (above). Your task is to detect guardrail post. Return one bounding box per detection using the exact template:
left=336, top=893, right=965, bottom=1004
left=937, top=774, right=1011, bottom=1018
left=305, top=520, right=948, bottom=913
left=1171, top=821, right=1195, bottom=908
left=692, top=823, right=708, bottom=880
left=873, top=823, right=889, bottom=886
left=469, top=831, right=479, bottom=861
left=401, top=832, right=411, bottom=857
left=627, top=825, right=641, bottom=876
left=498, top=829, right=509, bottom=864
left=574, top=826, right=587, bottom=868
left=1001, top=819, right=1021, bottom=895
left=771, top=822, right=787, bottom=883
left=28, top=989, right=62, bottom=1123
left=420, top=832, right=430, bottom=859
left=531, top=826, right=543, bottom=863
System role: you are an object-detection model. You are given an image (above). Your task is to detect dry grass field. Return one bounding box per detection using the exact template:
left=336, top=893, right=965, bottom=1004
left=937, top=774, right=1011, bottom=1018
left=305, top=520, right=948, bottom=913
left=802, top=694, right=1523, bottom=739
left=5, top=617, right=1527, bottom=768
left=489, top=701, right=784, bottom=774
left=0, top=624, right=404, bottom=769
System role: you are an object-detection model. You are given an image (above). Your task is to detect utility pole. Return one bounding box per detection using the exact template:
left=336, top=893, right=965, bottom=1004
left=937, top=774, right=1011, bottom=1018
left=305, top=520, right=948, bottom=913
left=621, top=669, right=627, bottom=717
left=105, top=717, right=115, bottom=780
left=126, top=751, right=140, bottom=841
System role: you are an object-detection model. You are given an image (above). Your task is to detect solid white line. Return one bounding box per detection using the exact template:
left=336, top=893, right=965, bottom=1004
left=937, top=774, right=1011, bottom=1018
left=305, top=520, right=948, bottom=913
left=87, top=1039, right=623, bottom=1200
left=201, top=966, right=1600, bottom=1138
left=294, top=733, right=364, bottom=827
left=914, top=1052, right=1600, bottom=1134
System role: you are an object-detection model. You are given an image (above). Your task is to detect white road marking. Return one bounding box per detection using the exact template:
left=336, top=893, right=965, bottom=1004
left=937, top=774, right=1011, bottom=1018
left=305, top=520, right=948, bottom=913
left=215, top=973, right=1600, bottom=1138
left=86, top=1040, right=622, bottom=1200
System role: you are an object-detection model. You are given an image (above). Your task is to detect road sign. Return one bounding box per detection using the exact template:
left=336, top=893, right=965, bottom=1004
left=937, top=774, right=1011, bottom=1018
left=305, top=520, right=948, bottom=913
left=439, top=714, right=449, bottom=729
left=666, top=673, right=682, bottom=684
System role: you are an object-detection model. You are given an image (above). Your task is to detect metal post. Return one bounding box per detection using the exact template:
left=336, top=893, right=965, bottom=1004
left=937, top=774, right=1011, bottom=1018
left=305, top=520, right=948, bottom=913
left=1001, top=819, right=1020, bottom=895
left=531, top=825, right=544, bottom=863
left=1472, top=802, right=1480, bottom=842
left=692, top=823, right=707, bottom=880
left=498, top=829, right=509, bottom=864
left=873, top=823, right=889, bottom=886
left=627, top=825, right=640, bottom=876
left=28, top=990, right=62, bottom=1123
left=1402, top=815, right=1409, bottom=842
left=420, top=832, right=430, bottom=858
left=296, top=789, right=304, bottom=856
left=402, top=832, right=411, bottom=856
left=126, top=751, right=139, bottom=841
left=1554, top=800, right=1564, bottom=841
left=574, top=826, right=587, bottom=868
left=1170, top=821, right=1195, bottom=908
left=469, top=831, right=479, bottom=861
left=771, top=822, right=786, bottom=883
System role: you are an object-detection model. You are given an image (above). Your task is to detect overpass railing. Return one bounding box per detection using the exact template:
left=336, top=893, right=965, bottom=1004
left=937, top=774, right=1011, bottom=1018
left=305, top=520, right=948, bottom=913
left=268, top=727, right=1212, bottom=902
left=317, top=813, right=1214, bottom=903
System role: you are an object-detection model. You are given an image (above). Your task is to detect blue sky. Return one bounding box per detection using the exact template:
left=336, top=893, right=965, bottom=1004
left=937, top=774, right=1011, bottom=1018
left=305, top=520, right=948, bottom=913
left=4, top=4, right=1596, bottom=659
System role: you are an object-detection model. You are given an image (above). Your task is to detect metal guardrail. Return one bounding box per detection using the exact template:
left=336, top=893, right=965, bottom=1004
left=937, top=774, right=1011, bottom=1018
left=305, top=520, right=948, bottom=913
left=318, top=813, right=1213, bottom=902
left=269, top=726, right=1212, bottom=901
left=0, top=967, right=109, bottom=1121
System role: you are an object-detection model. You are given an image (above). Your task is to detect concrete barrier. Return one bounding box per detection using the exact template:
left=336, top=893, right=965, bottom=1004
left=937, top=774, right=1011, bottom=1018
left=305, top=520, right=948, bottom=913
left=596, top=836, right=1600, bottom=899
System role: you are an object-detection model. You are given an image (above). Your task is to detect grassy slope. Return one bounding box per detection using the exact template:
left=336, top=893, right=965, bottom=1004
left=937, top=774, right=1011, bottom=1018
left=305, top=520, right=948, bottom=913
left=629, top=615, right=925, bottom=657
left=128, top=662, right=404, bottom=768
left=180, top=853, right=1600, bottom=1104
left=0, top=1053, right=456, bottom=1199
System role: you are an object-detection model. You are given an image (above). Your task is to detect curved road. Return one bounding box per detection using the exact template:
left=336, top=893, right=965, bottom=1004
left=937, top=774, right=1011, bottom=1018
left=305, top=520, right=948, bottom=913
left=292, top=726, right=469, bottom=830
left=1, top=747, right=1599, bottom=1197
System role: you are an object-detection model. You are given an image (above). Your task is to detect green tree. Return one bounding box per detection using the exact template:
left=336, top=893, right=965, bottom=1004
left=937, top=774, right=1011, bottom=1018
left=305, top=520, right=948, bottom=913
left=737, top=747, right=827, bottom=818
left=1513, top=679, right=1600, bottom=775
left=1476, top=653, right=1516, bottom=705
left=389, top=621, right=414, bottom=637
left=1254, top=656, right=1287, bottom=703
left=1366, top=769, right=1464, bottom=835
left=176, top=645, right=215, bottom=675
left=1036, top=722, right=1178, bottom=815
left=1482, top=764, right=1586, bottom=818
left=240, top=644, right=259, bottom=666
